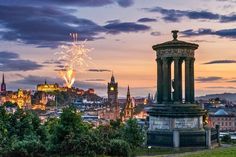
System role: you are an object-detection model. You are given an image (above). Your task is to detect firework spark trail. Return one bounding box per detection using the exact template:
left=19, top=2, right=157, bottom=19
left=55, top=33, right=92, bottom=88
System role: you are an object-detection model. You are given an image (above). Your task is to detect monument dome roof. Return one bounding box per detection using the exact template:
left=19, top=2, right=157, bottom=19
left=152, top=30, right=198, bottom=50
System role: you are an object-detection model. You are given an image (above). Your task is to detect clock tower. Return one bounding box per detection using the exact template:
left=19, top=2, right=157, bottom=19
left=108, top=74, right=118, bottom=106
left=107, top=73, right=120, bottom=119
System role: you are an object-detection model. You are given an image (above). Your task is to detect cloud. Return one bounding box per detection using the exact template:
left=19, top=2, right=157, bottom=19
left=55, top=65, right=65, bottom=69
left=0, top=0, right=134, bottom=8
left=216, top=0, right=236, bottom=3
left=207, top=86, right=236, bottom=89
left=0, top=51, right=43, bottom=71
left=145, top=6, right=236, bottom=23
left=195, top=76, right=223, bottom=82
left=145, top=6, right=220, bottom=22
left=106, top=19, right=121, bottom=24
left=43, top=60, right=62, bottom=65
left=137, top=18, right=157, bottom=23
left=188, top=39, right=212, bottom=43
left=181, top=29, right=213, bottom=36
left=104, top=22, right=151, bottom=34
left=11, top=75, right=106, bottom=90
left=0, top=5, right=105, bottom=48
left=181, top=28, right=236, bottom=39
left=85, top=79, right=106, bottom=82
left=227, top=79, right=236, bottom=82
left=150, top=31, right=161, bottom=36
left=0, top=5, right=149, bottom=48
left=204, top=60, right=236, bottom=64
left=115, top=0, right=134, bottom=7
left=87, top=69, right=111, bottom=72
left=220, top=14, right=236, bottom=22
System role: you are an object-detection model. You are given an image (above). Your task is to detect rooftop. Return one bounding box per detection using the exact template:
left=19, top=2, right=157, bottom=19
left=152, top=30, right=199, bottom=50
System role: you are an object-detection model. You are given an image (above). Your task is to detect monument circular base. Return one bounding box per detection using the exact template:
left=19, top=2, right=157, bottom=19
left=147, top=129, right=207, bottom=147
left=147, top=103, right=206, bottom=118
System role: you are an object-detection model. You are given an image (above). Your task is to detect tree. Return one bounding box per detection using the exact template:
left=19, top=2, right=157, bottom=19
left=0, top=106, right=10, bottom=155
left=108, top=139, right=131, bottom=157
left=222, top=134, right=231, bottom=143
left=0, top=106, right=147, bottom=156
left=46, top=107, right=91, bottom=155
left=110, top=119, right=122, bottom=129
left=3, top=101, right=17, bottom=108
left=122, top=119, right=145, bottom=149
left=0, top=108, right=46, bottom=157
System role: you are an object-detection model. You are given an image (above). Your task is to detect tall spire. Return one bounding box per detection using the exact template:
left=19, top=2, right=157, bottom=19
left=1, top=73, right=6, bottom=92
left=127, top=85, right=130, bottom=97
left=2, top=73, right=5, bottom=84
left=111, top=72, right=115, bottom=83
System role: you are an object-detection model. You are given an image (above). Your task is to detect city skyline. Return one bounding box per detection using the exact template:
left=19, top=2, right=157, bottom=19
left=0, top=0, right=236, bottom=97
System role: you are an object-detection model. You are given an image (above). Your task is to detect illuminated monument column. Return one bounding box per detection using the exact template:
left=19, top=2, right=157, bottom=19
left=147, top=30, right=218, bottom=148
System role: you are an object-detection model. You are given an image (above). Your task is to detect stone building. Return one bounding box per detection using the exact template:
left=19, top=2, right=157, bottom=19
left=147, top=30, right=218, bottom=148
left=209, top=109, right=236, bottom=131
left=99, top=74, right=120, bottom=121
left=1, top=89, right=31, bottom=109
left=37, top=80, right=60, bottom=92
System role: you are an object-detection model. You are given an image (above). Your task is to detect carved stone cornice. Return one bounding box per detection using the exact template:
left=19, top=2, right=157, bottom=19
left=156, top=48, right=194, bottom=58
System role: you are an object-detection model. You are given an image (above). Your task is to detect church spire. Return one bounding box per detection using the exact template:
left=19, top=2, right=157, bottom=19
left=111, top=72, right=115, bottom=83
left=1, top=73, right=6, bottom=92
left=127, top=85, right=131, bottom=99
left=2, top=73, right=5, bottom=84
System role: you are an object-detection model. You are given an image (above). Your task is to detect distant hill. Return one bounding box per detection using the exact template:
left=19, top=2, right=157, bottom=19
left=196, top=93, right=236, bottom=102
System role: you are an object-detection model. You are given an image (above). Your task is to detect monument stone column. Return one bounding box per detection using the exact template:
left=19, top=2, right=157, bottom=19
left=185, top=57, right=191, bottom=103
left=162, top=58, right=171, bottom=102
left=190, top=58, right=195, bottom=103
left=157, top=58, right=163, bottom=103
left=173, top=57, right=182, bottom=102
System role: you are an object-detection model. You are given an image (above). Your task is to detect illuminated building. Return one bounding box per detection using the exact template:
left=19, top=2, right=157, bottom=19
left=1, top=89, right=31, bottom=109
left=134, top=110, right=148, bottom=119
left=36, top=80, right=96, bottom=96
left=31, top=92, right=48, bottom=110
left=98, top=74, right=120, bottom=121
left=32, top=104, right=46, bottom=110
left=37, top=80, right=59, bottom=92
left=107, top=74, right=120, bottom=119
left=108, top=74, right=118, bottom=105
left=1, top=74, right=6, bottom=92
left=122, top=86, right=135, bottom=121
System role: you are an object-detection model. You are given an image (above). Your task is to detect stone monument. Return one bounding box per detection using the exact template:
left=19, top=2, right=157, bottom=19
left=147, top=30, right=218, bottom=148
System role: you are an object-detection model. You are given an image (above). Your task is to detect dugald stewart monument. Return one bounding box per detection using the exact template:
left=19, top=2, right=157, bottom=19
left=147, top=30, right=219, bottom=148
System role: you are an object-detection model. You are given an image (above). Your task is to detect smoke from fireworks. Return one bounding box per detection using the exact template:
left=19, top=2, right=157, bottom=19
left=55, top=33, right=92, bottom=88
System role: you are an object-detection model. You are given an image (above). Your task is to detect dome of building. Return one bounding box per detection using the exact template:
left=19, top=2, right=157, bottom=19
left=214, top=109, right=228, bottom=116
left=152, top=30, right=198, bottom=50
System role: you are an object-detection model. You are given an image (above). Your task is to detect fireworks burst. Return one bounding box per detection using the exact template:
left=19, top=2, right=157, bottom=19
left=55, top=33, right=92, bottom=88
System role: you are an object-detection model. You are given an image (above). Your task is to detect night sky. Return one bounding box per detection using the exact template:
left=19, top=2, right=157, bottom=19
left=0, top=0, right=236, bottom=97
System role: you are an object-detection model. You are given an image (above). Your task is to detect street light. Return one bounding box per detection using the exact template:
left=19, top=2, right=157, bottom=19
left=147, top=146, right=152, bottom=156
